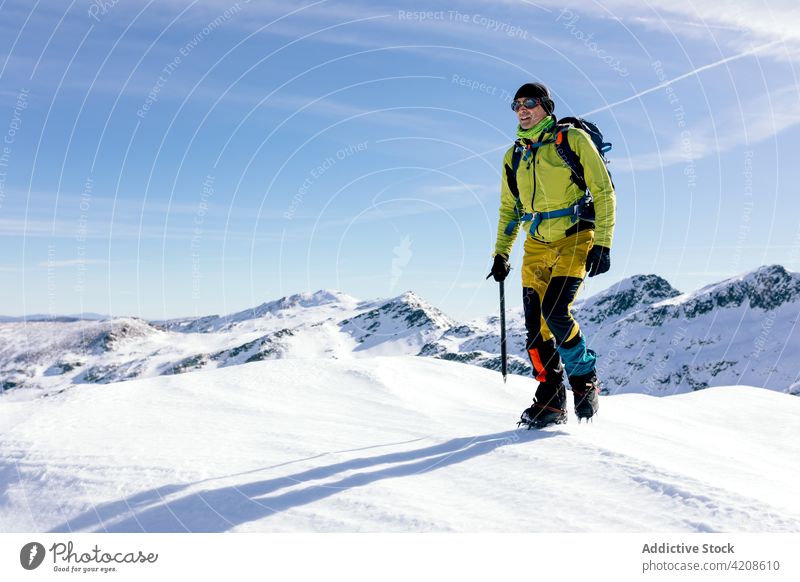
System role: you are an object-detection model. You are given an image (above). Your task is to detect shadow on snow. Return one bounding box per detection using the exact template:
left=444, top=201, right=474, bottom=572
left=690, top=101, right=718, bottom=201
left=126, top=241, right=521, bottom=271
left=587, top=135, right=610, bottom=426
left=49, top=429, right=557, bottom=532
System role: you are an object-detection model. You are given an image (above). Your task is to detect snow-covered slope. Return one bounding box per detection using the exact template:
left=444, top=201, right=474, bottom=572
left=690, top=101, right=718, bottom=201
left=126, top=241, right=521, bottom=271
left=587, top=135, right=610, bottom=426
left=0, top=318, right=164, bottom=390
left=419, top=315, right=531, bottom=376
left=580, top=265, right=800, bottom=394
left=1, top=357, right=798, bottom=533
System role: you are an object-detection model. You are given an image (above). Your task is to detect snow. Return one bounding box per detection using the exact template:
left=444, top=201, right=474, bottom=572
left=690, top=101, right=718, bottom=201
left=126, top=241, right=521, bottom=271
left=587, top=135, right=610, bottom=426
left=1, top=356, right=798, bottom=533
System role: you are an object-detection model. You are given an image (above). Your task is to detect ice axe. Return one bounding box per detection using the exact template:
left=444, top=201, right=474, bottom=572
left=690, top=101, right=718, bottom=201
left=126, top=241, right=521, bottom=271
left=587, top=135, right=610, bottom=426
left=486, top=267, right=509, bottom=383
left=499, top=280, right=508, bottom=383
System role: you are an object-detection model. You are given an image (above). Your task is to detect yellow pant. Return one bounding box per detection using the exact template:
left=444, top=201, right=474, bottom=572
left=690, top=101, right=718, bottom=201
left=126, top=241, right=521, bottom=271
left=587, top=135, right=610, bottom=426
left=520, top=229, right=594, bottom=343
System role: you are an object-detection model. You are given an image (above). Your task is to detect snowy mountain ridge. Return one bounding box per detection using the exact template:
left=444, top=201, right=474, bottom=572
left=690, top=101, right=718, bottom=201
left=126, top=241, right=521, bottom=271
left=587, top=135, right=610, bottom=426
left=1, top=264, right=798, bottom=396
left=155, top=289, right=361, bottom=333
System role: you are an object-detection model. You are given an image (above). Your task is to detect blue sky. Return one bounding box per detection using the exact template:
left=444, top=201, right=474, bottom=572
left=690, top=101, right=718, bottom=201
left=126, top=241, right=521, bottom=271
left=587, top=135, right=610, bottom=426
left=1, top=0, right=799, bottom=321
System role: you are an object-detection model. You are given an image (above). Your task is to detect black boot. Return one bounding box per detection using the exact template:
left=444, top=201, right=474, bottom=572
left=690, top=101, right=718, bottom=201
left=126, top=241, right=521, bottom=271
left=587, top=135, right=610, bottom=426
left=570, top=371, right=600, bottom=420
left=519, top=381, right=567, bottom=428
left=519, top=339, right=567, bottom=428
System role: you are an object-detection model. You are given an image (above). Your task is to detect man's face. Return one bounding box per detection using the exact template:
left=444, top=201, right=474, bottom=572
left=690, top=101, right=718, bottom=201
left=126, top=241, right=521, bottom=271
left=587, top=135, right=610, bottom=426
left=514, top=98, right=546, bottom=130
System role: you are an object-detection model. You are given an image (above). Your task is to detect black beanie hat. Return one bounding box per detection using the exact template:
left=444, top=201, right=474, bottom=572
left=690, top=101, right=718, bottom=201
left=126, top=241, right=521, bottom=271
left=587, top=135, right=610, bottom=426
left=513, top=82, right=554, bottom=114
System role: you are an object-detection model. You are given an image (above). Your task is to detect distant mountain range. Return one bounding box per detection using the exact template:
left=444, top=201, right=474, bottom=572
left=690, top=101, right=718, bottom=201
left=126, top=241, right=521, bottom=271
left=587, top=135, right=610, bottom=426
left=0, top=312, right=109, bottom=323
left=2, top=265, right=798, bottom=396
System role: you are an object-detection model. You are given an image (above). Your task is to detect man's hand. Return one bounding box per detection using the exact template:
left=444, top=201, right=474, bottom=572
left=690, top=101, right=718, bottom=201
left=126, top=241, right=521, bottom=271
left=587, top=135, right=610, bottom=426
left=487, top=254, right=511, bottom=282
left=586, top=245, right=610, bottom=277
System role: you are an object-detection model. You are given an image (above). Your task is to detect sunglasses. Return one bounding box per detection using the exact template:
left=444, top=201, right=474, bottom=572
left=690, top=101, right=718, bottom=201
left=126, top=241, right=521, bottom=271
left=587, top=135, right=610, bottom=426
left=511, top=98, right=540, bottom=112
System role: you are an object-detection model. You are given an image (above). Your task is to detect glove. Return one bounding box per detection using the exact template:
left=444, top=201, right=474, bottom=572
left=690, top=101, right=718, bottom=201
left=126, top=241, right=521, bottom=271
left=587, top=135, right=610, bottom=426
left=585, top=246, right=611, bottom=277
left=487, top=254, right=511, bottom=282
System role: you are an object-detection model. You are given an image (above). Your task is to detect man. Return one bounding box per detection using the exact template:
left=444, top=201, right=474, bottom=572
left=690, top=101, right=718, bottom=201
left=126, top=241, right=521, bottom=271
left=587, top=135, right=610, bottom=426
left=489, top=82, right=616, bottom=428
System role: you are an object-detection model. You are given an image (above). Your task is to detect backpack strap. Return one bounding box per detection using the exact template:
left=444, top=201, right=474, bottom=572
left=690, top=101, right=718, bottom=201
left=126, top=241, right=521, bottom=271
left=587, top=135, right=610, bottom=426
left=503, top=145, right=525, bottom=234
left=506, top=133, right=552, bottom=201
left=504, top=139, right=549, bottom=235
left=554, top=128, right=587, bottom=192
left=512, top=143, right=523, bottom=174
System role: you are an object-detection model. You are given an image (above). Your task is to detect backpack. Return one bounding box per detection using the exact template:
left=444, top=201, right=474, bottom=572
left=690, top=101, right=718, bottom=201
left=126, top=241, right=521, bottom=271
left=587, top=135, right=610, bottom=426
left=552, top=116, right=613, bottom=192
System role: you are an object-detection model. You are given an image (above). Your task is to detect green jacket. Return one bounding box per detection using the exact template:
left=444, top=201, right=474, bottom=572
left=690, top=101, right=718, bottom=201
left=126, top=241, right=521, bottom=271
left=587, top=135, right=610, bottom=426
left=494, top=120, right=616, bottom=257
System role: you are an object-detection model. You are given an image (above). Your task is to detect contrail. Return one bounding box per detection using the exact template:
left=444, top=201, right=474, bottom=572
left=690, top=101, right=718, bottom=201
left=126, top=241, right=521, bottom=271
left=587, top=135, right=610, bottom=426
left=582, top=39, right=785, bottom=116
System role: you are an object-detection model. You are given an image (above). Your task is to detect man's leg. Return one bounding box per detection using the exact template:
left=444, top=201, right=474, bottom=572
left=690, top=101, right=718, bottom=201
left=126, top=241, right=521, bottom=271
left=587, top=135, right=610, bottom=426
left=523, top=287, right=565, bottom=384
left=544, top=230, right=600, bottom=419
left=541, top=276, right=596, bottom=377
left=519, top=239, right=566, bottom=427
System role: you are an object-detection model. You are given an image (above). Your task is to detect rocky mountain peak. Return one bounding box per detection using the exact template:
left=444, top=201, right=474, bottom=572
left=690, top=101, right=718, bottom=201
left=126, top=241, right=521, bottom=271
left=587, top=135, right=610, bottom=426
left=578, top=274, right=681, bottom=323
left=674, top=265, right=800, bottom=318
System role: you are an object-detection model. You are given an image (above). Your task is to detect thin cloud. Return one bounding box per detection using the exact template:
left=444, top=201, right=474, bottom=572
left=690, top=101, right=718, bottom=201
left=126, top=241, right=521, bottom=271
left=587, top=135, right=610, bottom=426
left=582, top=39, right=785, bottom=117
left=619, top=84, right=800, bottom=171
left=529, top=0, right=800, bottom=61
